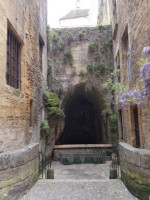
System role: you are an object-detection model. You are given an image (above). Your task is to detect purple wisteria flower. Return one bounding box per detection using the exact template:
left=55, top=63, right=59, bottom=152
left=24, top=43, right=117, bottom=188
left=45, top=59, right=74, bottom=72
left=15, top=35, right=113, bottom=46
left=138, top=100, right=143, bottom=106
left=116, top=88, right=144, bottom=109
left=132, top=90, right=142, bottom=98
left=140, top=62, right=150, bottom=81
left=143, top=47, right=150, bottom=57
left=140, top=62, right=150, bottom=93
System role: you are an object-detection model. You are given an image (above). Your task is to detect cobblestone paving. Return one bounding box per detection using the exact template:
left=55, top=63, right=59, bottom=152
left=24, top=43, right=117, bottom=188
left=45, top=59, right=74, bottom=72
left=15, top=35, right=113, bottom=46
left=20, top=162, right=138, bottom=200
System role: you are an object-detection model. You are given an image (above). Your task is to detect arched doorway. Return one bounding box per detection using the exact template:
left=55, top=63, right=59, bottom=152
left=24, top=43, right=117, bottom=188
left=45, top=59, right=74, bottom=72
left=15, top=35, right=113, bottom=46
left=56, top=83, right=109, bottom=145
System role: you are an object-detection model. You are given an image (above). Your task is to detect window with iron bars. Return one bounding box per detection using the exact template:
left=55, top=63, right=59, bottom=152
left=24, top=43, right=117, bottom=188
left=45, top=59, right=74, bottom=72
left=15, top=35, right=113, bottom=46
left=6, top=27, right=21, bottom=89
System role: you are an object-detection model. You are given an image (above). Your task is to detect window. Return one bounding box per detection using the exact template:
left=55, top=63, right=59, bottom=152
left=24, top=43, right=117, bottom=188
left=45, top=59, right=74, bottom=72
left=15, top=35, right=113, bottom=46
left=113, top=0, right=117, bottom=17
left=118, top=109, right=123, bottom=140
left=6, top=27, right=21, bottom=89
left=116, top=51, right=120, bottom=82
left=39, top=35, right=44, bottom=72
left=122, top=27, right=131, bottom=80
left=133, top=106, right=140, bottom=148
left=126, top=39, right=131, bottom=80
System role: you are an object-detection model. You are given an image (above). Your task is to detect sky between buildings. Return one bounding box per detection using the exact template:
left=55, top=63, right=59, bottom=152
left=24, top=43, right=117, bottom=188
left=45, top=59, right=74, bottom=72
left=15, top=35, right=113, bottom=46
left=48, top=0, right=98, bottom=28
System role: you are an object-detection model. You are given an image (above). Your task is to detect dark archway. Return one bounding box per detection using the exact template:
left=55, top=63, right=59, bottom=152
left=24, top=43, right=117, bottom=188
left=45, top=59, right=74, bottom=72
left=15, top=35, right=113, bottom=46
left=57, top=84, right=107, bottom=145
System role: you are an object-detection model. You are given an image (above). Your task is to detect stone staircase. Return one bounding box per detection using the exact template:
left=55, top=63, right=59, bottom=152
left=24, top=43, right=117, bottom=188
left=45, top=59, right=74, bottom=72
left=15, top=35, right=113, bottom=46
left=20, top=161, right=138, bottom=200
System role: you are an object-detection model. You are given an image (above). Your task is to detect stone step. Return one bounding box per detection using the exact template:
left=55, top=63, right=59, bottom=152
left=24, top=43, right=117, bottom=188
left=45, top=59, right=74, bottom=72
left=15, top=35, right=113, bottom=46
left=21, top=179, right=138, bottom=200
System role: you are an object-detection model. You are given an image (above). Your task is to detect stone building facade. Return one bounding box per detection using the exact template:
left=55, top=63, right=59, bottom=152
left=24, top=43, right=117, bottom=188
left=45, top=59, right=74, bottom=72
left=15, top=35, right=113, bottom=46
left=110, top=0, right=150, bottom=198
left=111, top=0, right=150, bottom=150
left=0, top=0, right=47, bottom=152
left=0, top=0, right=47, bottom=199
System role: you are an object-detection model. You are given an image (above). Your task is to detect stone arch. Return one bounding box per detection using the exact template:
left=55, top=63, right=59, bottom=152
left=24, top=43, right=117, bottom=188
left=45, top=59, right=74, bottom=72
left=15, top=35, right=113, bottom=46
left=55, top=82, right=111, bottom=145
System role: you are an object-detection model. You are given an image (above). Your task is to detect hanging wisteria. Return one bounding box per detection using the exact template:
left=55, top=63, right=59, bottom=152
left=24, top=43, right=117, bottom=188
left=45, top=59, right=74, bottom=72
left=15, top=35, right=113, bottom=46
left=103, top=47, right=150, bottom=110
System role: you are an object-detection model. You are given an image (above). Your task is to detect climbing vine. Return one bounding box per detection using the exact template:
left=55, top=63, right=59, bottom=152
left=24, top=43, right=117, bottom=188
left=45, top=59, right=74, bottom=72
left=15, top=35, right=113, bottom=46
left=40, top=120, right=49, bottom=131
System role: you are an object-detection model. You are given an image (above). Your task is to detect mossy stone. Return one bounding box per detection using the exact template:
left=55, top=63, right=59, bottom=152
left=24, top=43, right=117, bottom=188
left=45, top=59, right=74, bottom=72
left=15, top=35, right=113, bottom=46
left=74, top=157, right=81, bottom=164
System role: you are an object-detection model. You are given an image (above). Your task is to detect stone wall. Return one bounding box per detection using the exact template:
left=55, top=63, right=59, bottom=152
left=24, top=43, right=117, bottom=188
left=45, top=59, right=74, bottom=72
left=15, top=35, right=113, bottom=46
left=0, top=143, right=39, bottom=200
left=48, top=26, right=113, bottom=97
left=0, top=0, right=47, bottom=153
left=119, top=142, right=150, bottom=200
left=110, top=0, right=150, bottom=149
left=97, top=0, right=111, bottom=25
left=47, top=26, right=115, bottom=146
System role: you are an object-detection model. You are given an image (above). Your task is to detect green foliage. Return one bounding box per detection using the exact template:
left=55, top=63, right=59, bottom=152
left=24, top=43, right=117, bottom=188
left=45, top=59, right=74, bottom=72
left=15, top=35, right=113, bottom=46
left=94, top=53, right=101, bottom=62
left=100, top=37, right=112, bottom=51
left=40, top=120, right=49, bottom=131
left=43, top=91, right=49, bottom=103
left=50, top=30, right=60, bottom=43
left=48, top=58, right=54, bottom=68
left=79, top=70, right=86, bottom=77
left=43, top=91, right=64, bottom=120
left=51, top=80, right=62, bottom=96
left=84, top=157, right=94, bottom=163
left=79, top=29, right=85, bottom=40
left=98, top=24, right=103, bottom=29
left=43, top=91, right=60, bottom=106
left=66, top=30, right=72, bottom=35
left=58, top=29, right=62, bottom=34
left=64, top=49, right=73, bottom=65
left=87, top=64, right=93, bottom=72
left=47, top=26, right=51, bottom=49
left=94, top=157, right=103, bottom=164
left=102, top=70, right=123, bottom=92
left=88, top=41, right=99, bottom=53
left=94, top=62, right=106, bottom=76
left=110, top=114, right=118, bottom=144
left=48, top=93, right=60, bottom=107
left=110, top=114, right=118, bottom=133
left=101, top=109, right=109, bottom=117
left=47, top=27, right=65, bottom=52
left=74, top=157, right=81, bottom=164
left=59, top=41, right=65, bottom=51
left=62, top=158, right=69, bottom=165
left=47, top=107, right=64, bottom=119
left=137, top=58, right=149, bottom=66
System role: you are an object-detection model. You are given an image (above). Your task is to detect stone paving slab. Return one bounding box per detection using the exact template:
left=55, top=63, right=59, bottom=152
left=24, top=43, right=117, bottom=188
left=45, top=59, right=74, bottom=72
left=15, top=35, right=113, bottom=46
left=20, top=179, right=138, bottom=200
left=51, top=161, right=110, bottom=179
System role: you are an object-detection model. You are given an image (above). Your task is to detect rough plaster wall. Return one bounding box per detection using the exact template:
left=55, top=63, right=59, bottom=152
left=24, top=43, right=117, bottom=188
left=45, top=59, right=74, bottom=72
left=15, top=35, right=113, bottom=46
left=112, top=0, right=150, bottom=149
left=0, top=0, right=47, bottom=153
left=97, top=0, right=111, bottom=25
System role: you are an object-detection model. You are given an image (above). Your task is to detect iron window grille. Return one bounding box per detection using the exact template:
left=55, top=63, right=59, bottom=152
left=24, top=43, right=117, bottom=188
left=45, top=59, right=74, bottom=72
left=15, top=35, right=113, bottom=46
left=6, top=27, right=21, bottom=89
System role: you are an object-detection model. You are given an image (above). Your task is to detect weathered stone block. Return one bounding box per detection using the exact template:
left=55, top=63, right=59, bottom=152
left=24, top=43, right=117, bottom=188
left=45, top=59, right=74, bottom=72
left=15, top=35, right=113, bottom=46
left=30, top=143, right=39, bottom=161
left=9, top=147, right=31, bottom=168
left=0, top=153, right=10, bottom=170
left=47, top=169, right=54, bottom=179
left=141, top=152, right=150, bottom=169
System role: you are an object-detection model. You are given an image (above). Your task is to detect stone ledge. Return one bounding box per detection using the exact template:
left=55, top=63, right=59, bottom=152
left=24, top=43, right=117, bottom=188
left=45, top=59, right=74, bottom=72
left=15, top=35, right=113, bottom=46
left=0, top=143, right=39, bottom=170
left=0, top=143, right=39, bottom=200
left=119, top=142, right=150, bottom=199
left=119, top=142, right=150, bottom=168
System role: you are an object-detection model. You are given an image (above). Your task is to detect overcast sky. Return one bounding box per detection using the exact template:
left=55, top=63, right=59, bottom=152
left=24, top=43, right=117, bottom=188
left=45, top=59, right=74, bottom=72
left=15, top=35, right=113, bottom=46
left=48, top=0, right=97, bottom=28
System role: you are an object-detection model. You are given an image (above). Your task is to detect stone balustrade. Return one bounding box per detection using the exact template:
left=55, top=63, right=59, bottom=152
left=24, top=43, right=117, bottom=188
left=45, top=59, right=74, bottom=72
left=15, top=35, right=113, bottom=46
left=119, top=142, right=150, bottom=200
left=0, top=143, right=39, bottom=200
